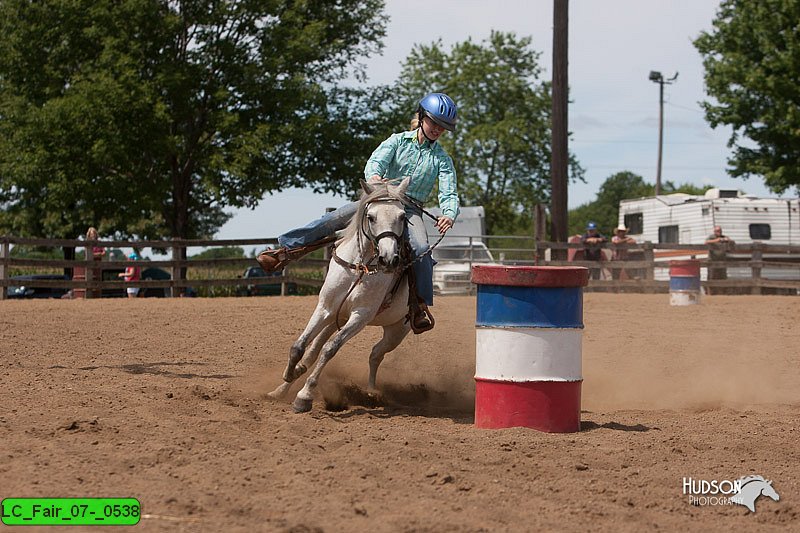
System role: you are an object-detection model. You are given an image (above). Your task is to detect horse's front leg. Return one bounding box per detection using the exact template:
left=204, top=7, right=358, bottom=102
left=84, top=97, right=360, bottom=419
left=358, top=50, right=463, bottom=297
left=368, top=320, right=411, bottom=391
left=267, top=322, right=336, bottom=400
left=293, top=310, right=371, bottom=413
left=283, top=306, right=331, bottom=383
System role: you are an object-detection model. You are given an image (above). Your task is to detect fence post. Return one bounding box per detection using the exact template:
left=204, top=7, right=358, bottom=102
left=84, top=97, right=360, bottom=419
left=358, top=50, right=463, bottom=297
left=750, top=243, right=763, bottom=295
left=0, top=237, right=8, bottom=300
left=533, top=204, right=547, bottom=264
left=171, top=244, right=181, bottom=298
left=642, top=242, right=655, bottom=292
left=84, top=243, right=94, bottom=299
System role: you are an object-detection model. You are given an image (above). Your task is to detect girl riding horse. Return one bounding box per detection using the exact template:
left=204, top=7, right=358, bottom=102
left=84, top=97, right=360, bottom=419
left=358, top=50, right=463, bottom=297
left=258, top=92, right=460, bottom=333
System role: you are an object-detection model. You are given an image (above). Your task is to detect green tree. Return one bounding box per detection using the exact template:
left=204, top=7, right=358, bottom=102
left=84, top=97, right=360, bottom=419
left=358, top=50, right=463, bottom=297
left=0, top=0, right=386, bottom=241
left=190, top=246, right=245, bottom=260
left=694, top=0, right=800, bottom=195
left=391, top=31, right=584, bottom=235
left=569, top=172, right=651, bottom=236
left=568, top=172, right=712, bottom=235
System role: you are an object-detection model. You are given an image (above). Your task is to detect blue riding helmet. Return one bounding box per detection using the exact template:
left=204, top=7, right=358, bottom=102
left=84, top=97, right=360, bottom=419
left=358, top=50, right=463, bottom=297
left=586, top=222, right=597, bottom=230
left=418, top=93, right=458, bottom=131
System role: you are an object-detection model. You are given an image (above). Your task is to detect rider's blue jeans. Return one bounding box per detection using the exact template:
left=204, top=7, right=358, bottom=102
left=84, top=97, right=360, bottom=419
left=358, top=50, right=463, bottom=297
left=278, top=202, right=435, bottom=305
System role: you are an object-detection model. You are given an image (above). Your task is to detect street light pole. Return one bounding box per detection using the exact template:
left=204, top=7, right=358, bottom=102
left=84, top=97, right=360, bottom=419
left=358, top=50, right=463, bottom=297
left=649, top=71, right=678, bottom=196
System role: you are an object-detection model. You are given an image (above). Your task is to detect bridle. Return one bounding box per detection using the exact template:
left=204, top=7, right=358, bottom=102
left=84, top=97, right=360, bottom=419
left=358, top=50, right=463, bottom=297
left=358, top=198, right=406, bottom=261
left=332, top=197, right=407, bottom=276
left=332, top=192, right=448, bottom=270
left=330, top=196, right=407, bottom=329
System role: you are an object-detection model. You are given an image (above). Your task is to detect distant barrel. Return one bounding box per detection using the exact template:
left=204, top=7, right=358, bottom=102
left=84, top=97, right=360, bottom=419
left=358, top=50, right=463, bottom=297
left=669, top=260, right=701, bottom=306
left=471, top=265, right=589, bottom=433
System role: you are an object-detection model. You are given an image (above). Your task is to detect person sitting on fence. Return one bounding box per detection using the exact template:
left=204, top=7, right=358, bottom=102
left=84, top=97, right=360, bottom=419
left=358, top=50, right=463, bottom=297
left=705, top=225, right=735, bottom=282
left=581, top=222, right=607, bottom=280
left=118, top=252, right=142, bottom=298
left=611, top=224, right=636, bottom=280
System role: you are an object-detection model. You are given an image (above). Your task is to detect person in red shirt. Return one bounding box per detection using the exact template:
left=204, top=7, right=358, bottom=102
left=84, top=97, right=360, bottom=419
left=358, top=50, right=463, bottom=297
left=118, top=252, right=141, bottom=298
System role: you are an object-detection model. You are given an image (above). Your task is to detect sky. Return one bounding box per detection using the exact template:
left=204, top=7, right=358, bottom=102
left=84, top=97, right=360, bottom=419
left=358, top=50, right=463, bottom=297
left=215, top=0, right=780, bottom=245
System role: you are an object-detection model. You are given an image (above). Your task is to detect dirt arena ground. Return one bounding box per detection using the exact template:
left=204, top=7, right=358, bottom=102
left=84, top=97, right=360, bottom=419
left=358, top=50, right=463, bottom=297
left=1, top=293, right=798, bottom=532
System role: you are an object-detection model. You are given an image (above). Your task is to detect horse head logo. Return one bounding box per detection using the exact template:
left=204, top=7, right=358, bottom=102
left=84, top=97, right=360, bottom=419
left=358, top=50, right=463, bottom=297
left=731, top=475, right=780, bottom=513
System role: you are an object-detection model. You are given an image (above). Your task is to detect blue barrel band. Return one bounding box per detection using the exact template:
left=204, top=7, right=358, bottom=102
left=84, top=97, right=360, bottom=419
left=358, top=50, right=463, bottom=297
left=669, top=276, right=701, bottom=291
left=476, top=285, right=584, bottom=328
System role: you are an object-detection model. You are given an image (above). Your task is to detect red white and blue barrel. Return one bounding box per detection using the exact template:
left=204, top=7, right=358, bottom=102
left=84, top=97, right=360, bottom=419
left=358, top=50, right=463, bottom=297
left=471, top=265, right=589, bottom=433
left=669, top=260, right=701, bottom=306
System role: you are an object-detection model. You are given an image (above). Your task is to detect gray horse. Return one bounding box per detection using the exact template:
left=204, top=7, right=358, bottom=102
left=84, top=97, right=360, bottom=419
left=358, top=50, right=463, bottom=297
left=268, top=177, right=414, bottom=412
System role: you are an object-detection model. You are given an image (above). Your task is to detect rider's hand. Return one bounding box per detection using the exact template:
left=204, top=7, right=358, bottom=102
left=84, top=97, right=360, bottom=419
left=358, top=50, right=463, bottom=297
left=367, top=174, right=386, bottom=184
left=436, top=216, right=454, bottom=234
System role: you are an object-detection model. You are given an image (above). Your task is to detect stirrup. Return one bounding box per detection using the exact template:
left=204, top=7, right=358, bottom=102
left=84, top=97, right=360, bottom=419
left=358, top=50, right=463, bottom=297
left=407, top=301, right=435, bottom=334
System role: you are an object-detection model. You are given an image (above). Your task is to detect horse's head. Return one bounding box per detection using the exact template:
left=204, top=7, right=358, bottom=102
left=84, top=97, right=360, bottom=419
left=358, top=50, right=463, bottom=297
left=360, top=177, right=411, bottom=270
left=761, top=480, right=780, bottom=502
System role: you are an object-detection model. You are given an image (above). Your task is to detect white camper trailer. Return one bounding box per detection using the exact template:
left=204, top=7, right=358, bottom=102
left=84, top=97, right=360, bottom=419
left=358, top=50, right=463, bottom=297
left=423, top=206, right=495, bottom=294
left=618, top=189, right=800, bottom=282
left=618, top=189, right=800, bottom=246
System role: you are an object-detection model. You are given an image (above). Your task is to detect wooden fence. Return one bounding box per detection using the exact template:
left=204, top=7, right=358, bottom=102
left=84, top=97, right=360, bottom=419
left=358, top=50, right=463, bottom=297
left=1, top=235, right=799, bottom=300
left=0, top=236, right=314, bottom=300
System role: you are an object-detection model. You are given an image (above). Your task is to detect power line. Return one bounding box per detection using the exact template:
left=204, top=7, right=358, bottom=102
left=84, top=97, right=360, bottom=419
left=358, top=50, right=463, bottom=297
left=666, top=102, right=705, bottom=114
left=571, top=139, right=719, bottom=145
left=585, top=164, right=727, bottom=171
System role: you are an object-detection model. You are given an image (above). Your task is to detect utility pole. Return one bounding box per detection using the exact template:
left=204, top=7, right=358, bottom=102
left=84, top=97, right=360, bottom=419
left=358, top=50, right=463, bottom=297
left=649, top=71, right=678, bottom=196
left=550, top=0, right=569, bottom=260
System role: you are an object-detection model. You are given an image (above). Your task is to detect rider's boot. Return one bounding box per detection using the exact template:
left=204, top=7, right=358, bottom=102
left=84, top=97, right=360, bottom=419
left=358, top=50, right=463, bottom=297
left=256, top=236, right=337, bottom=272
left=408, top=296, right=435, bottom=334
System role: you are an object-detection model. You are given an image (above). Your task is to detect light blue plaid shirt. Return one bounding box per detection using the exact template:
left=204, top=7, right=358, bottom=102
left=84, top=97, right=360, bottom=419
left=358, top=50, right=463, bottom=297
left=364, top=130, right=460, bottom=220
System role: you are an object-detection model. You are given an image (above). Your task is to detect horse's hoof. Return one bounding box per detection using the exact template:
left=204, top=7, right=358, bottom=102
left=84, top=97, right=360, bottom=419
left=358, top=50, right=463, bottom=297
left=292, top=397, right=313, bottom=413
left=283, top=364, right=308, bottom=383
left=266, top=382, right=291, bottom=400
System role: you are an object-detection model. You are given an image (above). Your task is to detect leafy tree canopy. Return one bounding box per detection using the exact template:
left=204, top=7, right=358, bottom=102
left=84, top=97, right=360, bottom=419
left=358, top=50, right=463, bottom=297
left=568, top=171, right=712, bottom=236
left=190, top=246, right=245, bottom=260
left=694, top=0, right=800, bottom=195
left=389, top=31, right=584, bottom=235
left=0, top=0, right=387, bottom=240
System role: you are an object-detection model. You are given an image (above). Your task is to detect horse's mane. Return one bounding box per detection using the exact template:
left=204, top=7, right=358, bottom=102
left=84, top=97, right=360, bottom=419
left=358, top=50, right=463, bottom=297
left=738, top=475, right=768, bottom=486
left=336, top=184, right=407, bottom=246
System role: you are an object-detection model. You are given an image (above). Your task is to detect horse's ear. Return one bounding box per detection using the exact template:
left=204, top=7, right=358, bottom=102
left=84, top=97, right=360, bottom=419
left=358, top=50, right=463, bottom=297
left=393, top=176, right=411, bottom=196
left=361, top=179, right=376, bottom=195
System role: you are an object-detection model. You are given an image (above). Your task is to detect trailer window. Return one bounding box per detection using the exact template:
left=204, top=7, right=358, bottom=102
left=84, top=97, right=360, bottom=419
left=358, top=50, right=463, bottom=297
left=749, top=223, right=771, bottom=240
left=658, top=225, right=679, bottom=243
left=624, top=213, right=643, bottom=234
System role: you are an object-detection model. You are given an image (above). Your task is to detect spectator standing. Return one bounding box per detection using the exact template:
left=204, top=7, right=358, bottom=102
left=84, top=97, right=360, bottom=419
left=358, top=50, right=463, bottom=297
left=705, top=226, right=735, bottom=290
left=581, top=222, right=607, bottom=280
left=119, top=252, right=142, bottom=298
left=611, top=224, right=636, bottom=280
left=86, top=227, right=106, bottom=260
